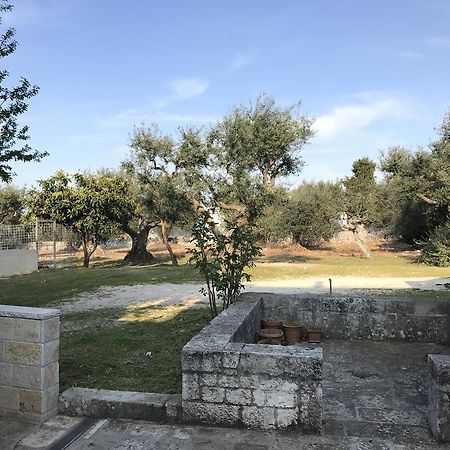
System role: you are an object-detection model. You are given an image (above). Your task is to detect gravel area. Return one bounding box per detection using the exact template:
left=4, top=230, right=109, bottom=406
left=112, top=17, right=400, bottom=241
left=55, top=276, right=450, bottom=315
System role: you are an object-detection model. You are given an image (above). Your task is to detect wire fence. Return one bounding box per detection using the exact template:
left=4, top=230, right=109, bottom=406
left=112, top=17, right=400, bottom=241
left=0, top=220, right=80, bottom=268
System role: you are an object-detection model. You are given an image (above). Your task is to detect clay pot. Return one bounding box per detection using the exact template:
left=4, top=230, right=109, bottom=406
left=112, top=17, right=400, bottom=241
left=257, top=338, right=281, bottom=345
left=307, top=326, right=322, bottom=343
left=283, top=323, right=302, bottom=344
left=257, top=328, right=283, bottom=344
left=261, top=317, right=283, bottom=330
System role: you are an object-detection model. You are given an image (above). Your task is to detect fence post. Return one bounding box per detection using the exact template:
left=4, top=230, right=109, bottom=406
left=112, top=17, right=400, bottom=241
left=52, top=220, right=57, bottom=269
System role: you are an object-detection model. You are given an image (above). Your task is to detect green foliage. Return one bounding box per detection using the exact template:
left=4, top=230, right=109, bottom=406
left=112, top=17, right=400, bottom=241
left=209, top=93, right=314, bottom=190
left=343, top=157, right=379, bottom=225
left=0, top=1, right=47, bottom=182
left=421, top=222, right=450, bottom=267
left=189, top=212, right=261, bottom=317
left=286, top=182, right=344, bottom=247
left=0, top=184, right=24, bottom=223
left=26, top=171, right=133, bottom=267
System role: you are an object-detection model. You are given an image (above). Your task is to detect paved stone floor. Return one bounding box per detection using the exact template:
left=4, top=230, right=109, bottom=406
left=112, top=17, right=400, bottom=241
left=4, top=340, right=450, bottom=449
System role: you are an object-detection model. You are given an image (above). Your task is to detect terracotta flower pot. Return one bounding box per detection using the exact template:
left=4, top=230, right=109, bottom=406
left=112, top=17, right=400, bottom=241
left=257, top=328, right=283, bottom=344
left=283, top=323, right=302, bottom=344
left=307, top=326, right=322, bottom=343
left=261, top=317, right=283, bottom=330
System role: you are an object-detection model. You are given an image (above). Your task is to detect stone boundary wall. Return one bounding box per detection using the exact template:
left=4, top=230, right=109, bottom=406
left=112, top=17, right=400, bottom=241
left=0, top=305, right=60, bottom=423
left=59, top=388, right=182, bottom=423
left=181, top=299, right=323, bottom=432
left=0, top=249, right=38, bottom=277
left=242, top=293, right=450, bottom=343
left=428, top=354, right=450, bottom=442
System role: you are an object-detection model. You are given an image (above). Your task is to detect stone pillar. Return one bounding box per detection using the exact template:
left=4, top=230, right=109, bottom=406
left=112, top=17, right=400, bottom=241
left=0, top=305, right=60, bottom=423
left=428, top=354, right=450, bottom=442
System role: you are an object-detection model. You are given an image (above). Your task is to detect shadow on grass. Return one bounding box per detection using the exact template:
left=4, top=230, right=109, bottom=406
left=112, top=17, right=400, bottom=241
left=59, top=305, right=211, bottom=394
left=260, top=255, right=320, bottom=263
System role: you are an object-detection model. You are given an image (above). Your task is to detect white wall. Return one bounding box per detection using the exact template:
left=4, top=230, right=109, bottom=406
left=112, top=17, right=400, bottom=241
left=0, top=249, right=38, bottom=277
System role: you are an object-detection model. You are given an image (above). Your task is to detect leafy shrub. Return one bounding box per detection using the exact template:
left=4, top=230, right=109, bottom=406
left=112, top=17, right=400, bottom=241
left=421, top=221, right=450, bottom=267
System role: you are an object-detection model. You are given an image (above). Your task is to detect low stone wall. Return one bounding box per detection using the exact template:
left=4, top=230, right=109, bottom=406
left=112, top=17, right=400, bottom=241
left=0, top=305, right=60, bottom=423
left=0, top=249, right=38, bottom=277
left=243, top=293, right=450, bottom=343
left=181, top=299, right=323, bottom=432
left=428, top=354, right=450, bottom=442
left=59, top=388, right=182, bottom=423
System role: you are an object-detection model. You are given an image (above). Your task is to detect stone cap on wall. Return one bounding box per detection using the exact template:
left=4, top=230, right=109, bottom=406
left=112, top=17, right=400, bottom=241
left=0, top=304, right=60, bottom=319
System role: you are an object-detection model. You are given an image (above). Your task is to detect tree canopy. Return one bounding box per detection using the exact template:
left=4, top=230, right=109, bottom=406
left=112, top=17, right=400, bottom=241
left=0, top=1, right=47, bottom=182
left=26, top=171, right=132, bottom=267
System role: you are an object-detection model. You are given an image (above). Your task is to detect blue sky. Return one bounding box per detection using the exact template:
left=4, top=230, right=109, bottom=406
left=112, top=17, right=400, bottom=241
left=4, top=0, right=450, bottom=187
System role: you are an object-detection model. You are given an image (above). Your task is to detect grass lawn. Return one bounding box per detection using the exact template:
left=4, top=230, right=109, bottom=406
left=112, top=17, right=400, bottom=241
left=251, top=254, right=450, bottom=279
left=60, top=304, right=210, bottom=393
left=0, top=260, right=201, bottom=308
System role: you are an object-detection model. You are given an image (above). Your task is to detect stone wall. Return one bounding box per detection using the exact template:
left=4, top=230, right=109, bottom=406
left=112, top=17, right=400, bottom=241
left=243, top=293, right=450, bottom=343
left=0, top=249, right=38, bottom=277
left=0, top=305, right=60, bottom=423
left=428, top=354, right=450, bottom=442
left=181, top=299, right=323, bottom=432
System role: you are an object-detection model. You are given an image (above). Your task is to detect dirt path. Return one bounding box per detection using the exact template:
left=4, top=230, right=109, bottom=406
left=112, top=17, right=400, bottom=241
left=56, top=276, right=450, bottom=315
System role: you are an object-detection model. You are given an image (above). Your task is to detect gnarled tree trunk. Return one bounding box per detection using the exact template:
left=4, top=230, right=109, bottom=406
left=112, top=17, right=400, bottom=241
left=124, top=224, right=154, bottom=263
left=160, top=220, right=178, bottom=266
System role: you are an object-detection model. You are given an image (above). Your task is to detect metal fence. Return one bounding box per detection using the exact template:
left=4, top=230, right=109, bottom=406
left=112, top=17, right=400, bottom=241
left=0, top=220, right=80, bottom=268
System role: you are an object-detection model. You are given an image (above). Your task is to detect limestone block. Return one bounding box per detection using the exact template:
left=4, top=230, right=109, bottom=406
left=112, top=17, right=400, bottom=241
left=12, top=365, right=42, bottom=389
left=217, top=374, right=240, bottom=388
left=201, top=352, right=222, bottom=372
left=0, top=317, right=13, bottom=340
left=182, top=401, right=240, bottom=426
left=181, top=373, right=199, bottom=401
left=242, top=406, right=276, bottom=429
left=265, top=390, right=296, bottom=408
left=201, top=387, right=225, bottom=403
left=13, top=318, right=41, bottom=342
left=42, top=340, right=59, bottom=365
left=43, top=362, right=59, bottom=388
left=0, top=362, right=12, bottom=385
left=0, top=386, right=19, bottom=409
left=276, top=408, right=298, bottom=428
left=225, top=388, right=252, bottom=405
left=42, top=317, right=60, bottom=343
left=253, top=389, right=265, bottom=407
left=5, top=342, right=42, bottom=365
left=19, top=385, right=60, bottom=414
left=200, top=373, right=218, bottom=387
left=0, top=341, right=4, bottom=362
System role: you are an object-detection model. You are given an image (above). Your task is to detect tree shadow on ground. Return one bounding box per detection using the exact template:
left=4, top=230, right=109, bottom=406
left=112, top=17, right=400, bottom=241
left=260, top=255, right=320, bottom=263
left=59, top=305, right=211, bottom=394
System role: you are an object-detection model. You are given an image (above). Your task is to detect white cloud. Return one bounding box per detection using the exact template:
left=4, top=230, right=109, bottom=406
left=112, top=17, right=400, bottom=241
left=169, top=78, right=209, bottom=100
left=230, top=53, right=254, bottom=71
left=425, top=37, right=450, bottom=49
left=314, top=93, right=410, bottom=139
left=399, top=51, right=423, bottom=59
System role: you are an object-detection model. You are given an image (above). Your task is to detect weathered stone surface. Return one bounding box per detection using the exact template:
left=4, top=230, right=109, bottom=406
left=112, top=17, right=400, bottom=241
left=5, top=342, right=42, bottom=365
left=42, top=317, right=60, bottom=343
left=59, top=387, right=181, bottom=422
left=13, top=318, right=41, bottom=342
left=12, top=365, right=42, bottom=389
left=0, top=317, right=13, bottom=340
left=183, top=401, right=240, bottom=425
left=0, top=362, right=12, bottom=385
left=0, top=305, right=60, bottom=320
left=181, top=297, right=323, bottom=432
left=428, top=354, right=450, bottom=442
left=42, top=340, right=59, bottom=365
left=0, top=386, right=19, bottom=409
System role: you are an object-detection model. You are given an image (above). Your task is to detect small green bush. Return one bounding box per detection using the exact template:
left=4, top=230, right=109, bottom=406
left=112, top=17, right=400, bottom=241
left=421, top=221, right=450, bottom=267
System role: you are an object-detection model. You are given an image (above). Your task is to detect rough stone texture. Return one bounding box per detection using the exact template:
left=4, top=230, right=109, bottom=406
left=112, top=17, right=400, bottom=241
left=428, top=354, right=450, bottom=442
left=181, top=298, right=323, bottom=432
left=59, top=387, right=183, bottom=423
left=0, top=305, right=60, bottom=423
left=243, top=292, right=450, bottom=343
